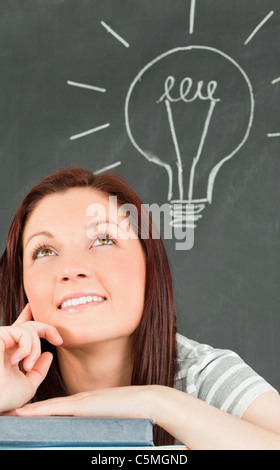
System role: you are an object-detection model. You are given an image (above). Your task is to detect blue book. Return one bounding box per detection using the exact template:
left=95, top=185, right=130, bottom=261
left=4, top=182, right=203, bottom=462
left=0, top=416, right=154, bottom=448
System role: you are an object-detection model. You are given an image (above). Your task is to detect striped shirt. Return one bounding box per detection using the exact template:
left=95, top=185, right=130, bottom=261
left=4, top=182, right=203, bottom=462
left=173, top=333, right=277, bottom=417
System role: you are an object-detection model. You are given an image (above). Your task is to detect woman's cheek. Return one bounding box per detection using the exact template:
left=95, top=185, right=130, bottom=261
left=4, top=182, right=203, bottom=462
left=111, top=253, right=145, bottom=310
left=23, top=270, right=52, bottom=323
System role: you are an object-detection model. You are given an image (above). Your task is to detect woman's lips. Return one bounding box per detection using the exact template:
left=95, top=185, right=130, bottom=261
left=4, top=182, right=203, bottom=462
left=57, top=293, right=106, bottom=311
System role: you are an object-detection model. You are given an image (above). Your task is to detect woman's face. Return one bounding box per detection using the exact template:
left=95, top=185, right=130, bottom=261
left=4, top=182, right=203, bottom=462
left=22, top=187, right=146, bottom=347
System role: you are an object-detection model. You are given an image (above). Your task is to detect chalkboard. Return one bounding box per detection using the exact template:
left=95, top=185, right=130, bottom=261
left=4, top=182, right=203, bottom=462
left=0, top=0, right=280, bottom=390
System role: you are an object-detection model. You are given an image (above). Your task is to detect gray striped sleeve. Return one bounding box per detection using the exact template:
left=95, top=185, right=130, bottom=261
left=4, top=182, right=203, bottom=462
left=173, top=333, right=278, bottom=417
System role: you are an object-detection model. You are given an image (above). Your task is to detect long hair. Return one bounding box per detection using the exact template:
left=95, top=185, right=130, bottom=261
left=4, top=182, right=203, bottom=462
left=0, top=167, right=177, bottom=445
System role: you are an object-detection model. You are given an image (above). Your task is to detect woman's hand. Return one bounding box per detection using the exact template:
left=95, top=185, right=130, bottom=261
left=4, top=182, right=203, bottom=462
left=0, top=303, right=63, bottom=413
left=14, top=385, right=156, bottom=421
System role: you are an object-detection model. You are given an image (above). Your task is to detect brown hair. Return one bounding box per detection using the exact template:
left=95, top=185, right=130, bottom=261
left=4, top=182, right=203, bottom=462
left=0, top=167, right=177, bottom=445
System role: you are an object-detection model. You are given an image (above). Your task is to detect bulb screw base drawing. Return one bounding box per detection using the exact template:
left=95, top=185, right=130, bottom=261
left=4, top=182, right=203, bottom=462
left=170, top=200, right=205, bottom=228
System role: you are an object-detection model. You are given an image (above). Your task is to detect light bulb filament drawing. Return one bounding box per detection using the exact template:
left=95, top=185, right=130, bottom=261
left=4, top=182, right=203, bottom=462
left=157, top=74, right=220, bottom=226
left=157, top=75, right=220, bottom=104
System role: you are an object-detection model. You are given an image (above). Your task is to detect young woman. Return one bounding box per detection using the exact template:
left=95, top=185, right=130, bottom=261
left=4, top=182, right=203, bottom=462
left=0, top=167, right=280, bottom=449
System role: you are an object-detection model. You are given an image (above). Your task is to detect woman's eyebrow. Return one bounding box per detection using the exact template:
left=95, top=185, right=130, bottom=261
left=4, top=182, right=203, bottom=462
left=86, top=219, right=119, bottom=230
left=86, top=219, right=128, bottom=239
left=24, top=231, right=54, bottom=248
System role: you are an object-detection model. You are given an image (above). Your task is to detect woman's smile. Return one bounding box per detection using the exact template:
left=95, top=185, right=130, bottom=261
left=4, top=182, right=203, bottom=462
left=57, top=291, right=107, bottom=312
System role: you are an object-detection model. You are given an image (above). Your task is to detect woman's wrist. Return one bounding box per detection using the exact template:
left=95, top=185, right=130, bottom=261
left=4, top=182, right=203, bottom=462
left=141, top=385, right=167, bottom=424
left=146, top=385, right=186, bottom=437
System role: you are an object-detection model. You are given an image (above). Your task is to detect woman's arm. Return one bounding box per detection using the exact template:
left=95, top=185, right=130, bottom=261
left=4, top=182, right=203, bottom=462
left=242, top=390, right=280, bottom=435
left=14, top=385, right=280, bottom=450
left=153, top=386, right=280, bottom=449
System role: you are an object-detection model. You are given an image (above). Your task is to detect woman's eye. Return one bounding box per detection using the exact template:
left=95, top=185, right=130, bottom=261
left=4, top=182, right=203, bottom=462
left=93, top=235, right=115, bottom=247
left=34, top=247, right=56, bottom=259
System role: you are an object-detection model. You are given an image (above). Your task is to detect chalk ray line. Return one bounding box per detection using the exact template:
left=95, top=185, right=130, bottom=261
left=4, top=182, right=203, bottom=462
left=70, top=123, right=110, bottom=140
left=67, top=81, right=106, bottom=93
left=189, top=0, right=196, bottom=35
left=100, top=21, right=130, bottom=48
left=271, top=77, right=280, bottom=85
left=267, top=133, right=280, bottom=137
left=244, top=10, right=274, bottom=45
left=94, top=162, right=121, bottom=174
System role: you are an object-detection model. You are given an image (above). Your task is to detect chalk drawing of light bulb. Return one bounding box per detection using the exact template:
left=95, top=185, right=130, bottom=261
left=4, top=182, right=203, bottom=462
left=125, top=46, right=254, bottom=228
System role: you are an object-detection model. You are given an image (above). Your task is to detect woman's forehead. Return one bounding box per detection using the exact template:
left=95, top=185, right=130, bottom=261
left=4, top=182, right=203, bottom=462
left=28, top=187, right=110, bottom=218
left=22, top=186, right=138, bottom=246
left=23, top=187, right=111, bottom=236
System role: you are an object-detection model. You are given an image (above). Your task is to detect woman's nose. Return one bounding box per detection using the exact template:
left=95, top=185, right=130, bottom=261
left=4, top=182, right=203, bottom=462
left=58, top=257, right=92, bottom=283
left=61, top=272, right=88, bottom=282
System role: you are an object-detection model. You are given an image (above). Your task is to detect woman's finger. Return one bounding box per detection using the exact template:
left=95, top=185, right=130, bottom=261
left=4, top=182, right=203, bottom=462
left=26, top=322, right=63, bottom=346
left=9, top=328, right=33, bottom=366
left=14, top=323, right=62, bottom=370
left=1, top=323, right=62, bottom=368
left=21, top=327, right=41, bottom=372
left=13, top=304, right=63, bottom=346
left=16, top=394, right=86, bottom=416
left=24, top=352, right=54, bottom=393
left=0, top=326, right=34, bottom=366
left=13, top=303, right=33, bottom=326
left=16, top=398, right=71, bottom=416
left=15, top=387, right=143, bottom=419
left=13, top=303, right=63, bottom=346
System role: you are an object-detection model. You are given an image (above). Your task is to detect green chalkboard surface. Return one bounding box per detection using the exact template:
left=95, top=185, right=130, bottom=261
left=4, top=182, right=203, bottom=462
left=0, top=0, right=280, bottom=390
